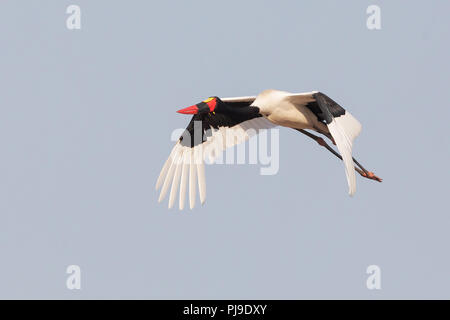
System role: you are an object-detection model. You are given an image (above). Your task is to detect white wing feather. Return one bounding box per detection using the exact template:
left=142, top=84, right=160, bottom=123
left=156, top=117, right=275, bottom=210
left=327, top=112, right=362, bottom=196
left=178, top=149, right=189, bottom=210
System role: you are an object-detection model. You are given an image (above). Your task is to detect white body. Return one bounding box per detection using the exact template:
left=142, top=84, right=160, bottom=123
left=252, top=90, right=328, bottom=133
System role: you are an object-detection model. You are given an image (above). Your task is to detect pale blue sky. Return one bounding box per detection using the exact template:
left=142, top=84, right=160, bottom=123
left=0, top=0, right=449, bottom=299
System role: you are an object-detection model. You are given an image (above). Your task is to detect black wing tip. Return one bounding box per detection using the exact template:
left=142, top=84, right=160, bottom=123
left=312, top=92, right=346, bottom=123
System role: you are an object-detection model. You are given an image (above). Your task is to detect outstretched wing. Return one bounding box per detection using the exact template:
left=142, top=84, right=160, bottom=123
left=156, top=97, right=276, bottom=210
left=291, top=91, right=362, bottom=195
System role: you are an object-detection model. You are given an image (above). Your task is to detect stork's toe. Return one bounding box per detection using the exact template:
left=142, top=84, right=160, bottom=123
left=362, top=171, right=383, bottom=182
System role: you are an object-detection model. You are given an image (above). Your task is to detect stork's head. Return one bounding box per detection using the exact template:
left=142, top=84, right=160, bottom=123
left=176, top=97, right=222, bottom=115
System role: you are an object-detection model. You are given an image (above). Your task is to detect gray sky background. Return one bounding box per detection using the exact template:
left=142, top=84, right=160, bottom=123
left=0, top=0, right=449, bottom=299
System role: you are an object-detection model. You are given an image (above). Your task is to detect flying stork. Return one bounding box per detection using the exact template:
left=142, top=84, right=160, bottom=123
left=156, top=90, right=382, bottom=210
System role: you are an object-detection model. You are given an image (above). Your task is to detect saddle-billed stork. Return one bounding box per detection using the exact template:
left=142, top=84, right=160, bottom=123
left=156, top=90, right=382, bottom=210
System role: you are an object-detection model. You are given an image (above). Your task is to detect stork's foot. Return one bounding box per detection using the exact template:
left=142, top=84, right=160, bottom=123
left=297, top=129, right=382, bottom=184
left=360, top=171, right=383, bottom=182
